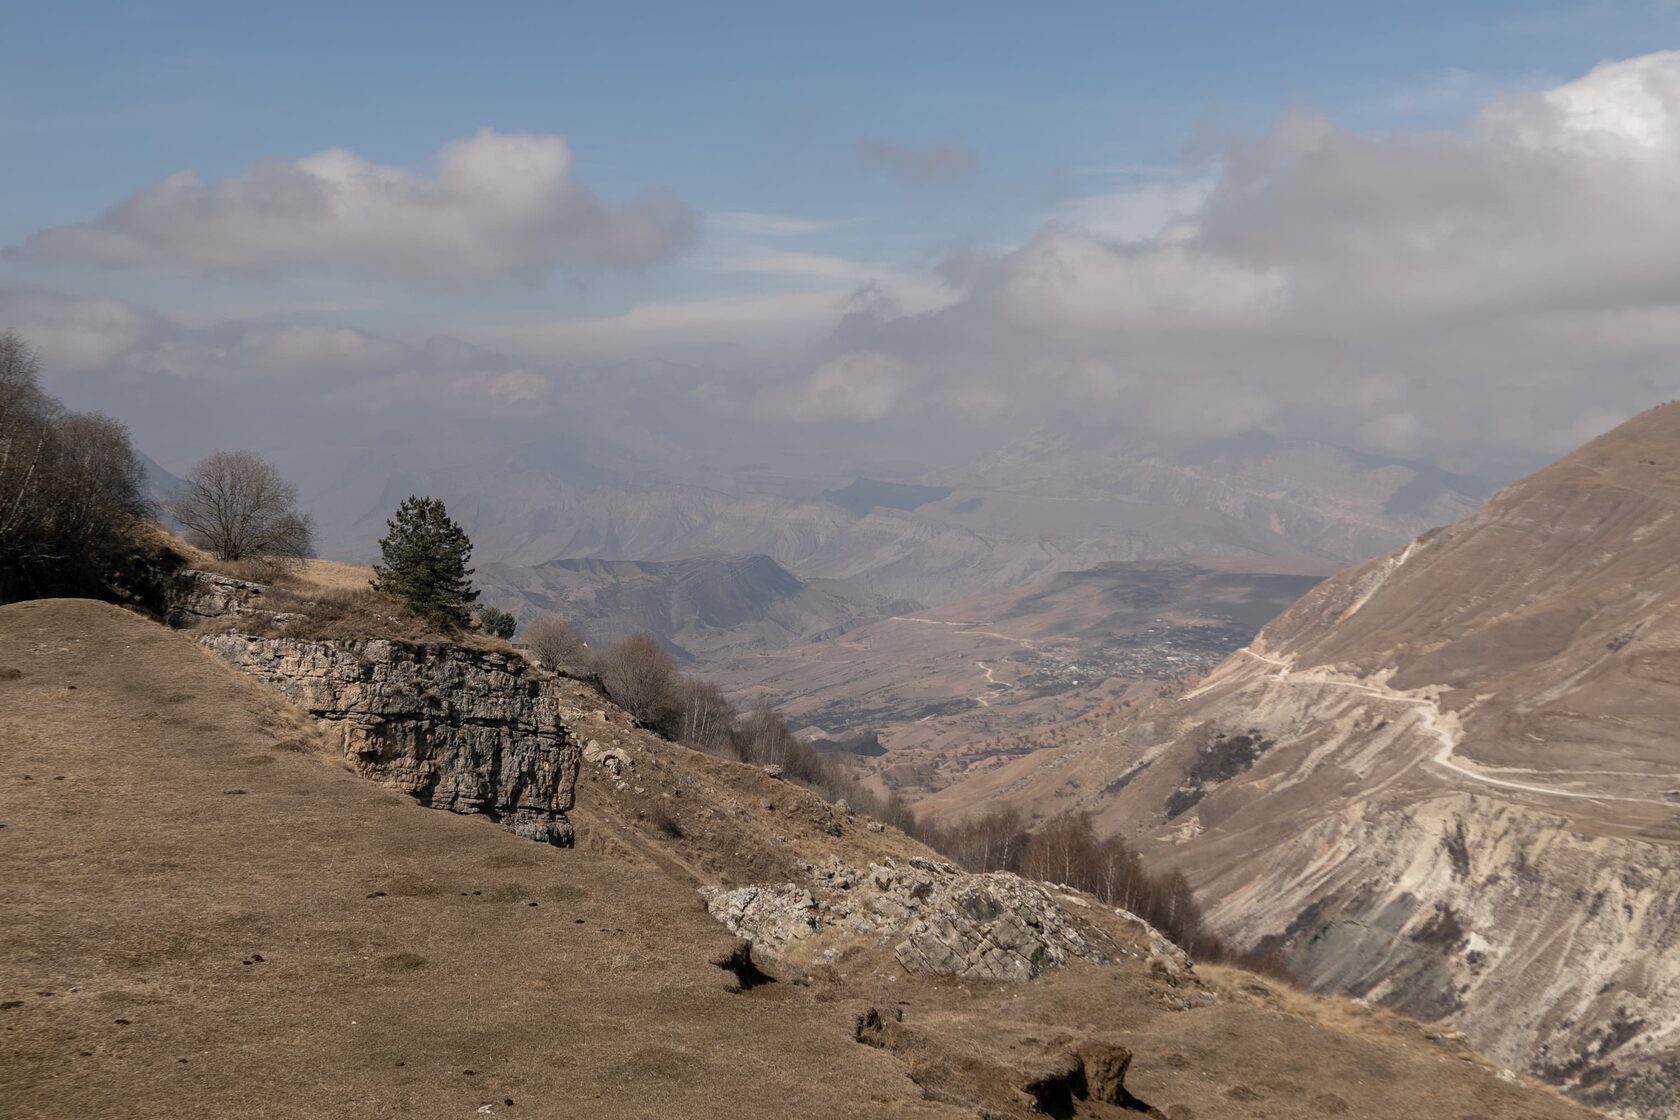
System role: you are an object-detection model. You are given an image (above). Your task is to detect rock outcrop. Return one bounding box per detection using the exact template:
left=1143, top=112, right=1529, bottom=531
left=166, top=569, right=268, bottom=626
left=704, top=855, right=1120, bottom=981
left=203, top=634, right=579, bottom=846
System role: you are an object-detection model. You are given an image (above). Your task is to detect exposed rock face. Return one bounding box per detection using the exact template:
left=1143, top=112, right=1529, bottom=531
left=928, top=403, right=1680, bottom=1117
left=202, top=634, right=579, bottom=846
left=704, top=855, right=1117, bottom=981
left=166, top=570, right=267, bottom=626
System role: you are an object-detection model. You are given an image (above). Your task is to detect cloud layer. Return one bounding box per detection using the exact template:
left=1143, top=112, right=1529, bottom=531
left=777, top=51, right=1680, bottom=462
left=17, top=129, right=698, bottom=287
left=11, top=53, right=1680, bottom=490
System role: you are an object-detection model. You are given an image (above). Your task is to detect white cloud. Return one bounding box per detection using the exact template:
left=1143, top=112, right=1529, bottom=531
left=1047, top=177, right=1213, bottom=243
left=816, top=50, right=1680, bottom=459
left=16, top=129, right=697, bottom=288
left=754, top=351, right=913, bottom=422
left=0, top=290, right=155, bottom=371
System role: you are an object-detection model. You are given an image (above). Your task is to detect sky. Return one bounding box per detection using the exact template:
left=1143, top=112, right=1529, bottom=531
left=5, top=1, right=1680, bottom=488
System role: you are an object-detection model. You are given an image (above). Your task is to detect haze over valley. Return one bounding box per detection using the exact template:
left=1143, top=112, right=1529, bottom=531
left=7, top=6, right=1680, bottom=1118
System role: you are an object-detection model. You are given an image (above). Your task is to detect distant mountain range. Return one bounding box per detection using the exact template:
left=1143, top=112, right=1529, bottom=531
left=476, top=553, right=912, bottom=662
left=293, top=426, right=1494, bottom=606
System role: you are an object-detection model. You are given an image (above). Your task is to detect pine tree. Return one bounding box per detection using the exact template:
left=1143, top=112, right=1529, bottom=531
left=370, top=496, right=478, bottom=628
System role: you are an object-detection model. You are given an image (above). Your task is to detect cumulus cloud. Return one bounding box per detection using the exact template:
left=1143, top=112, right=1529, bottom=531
left=16, top=129, right=698, bottom=287
left=799, top=51, right=1680, bottom=461
left=858, top=140, right=979, bottom=183
left=754, top=351, right=913, bottom=422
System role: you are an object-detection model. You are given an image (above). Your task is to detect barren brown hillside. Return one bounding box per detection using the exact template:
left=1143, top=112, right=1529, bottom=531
left=0, top=598, right=1606, bottom=1119
left=924, top=402, right=1680, bottom=1117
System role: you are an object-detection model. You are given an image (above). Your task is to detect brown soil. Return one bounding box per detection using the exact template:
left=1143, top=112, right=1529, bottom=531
left=0, top=599, right=1604, bottom=1119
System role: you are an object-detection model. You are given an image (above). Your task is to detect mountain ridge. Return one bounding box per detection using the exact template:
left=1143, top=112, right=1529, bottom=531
left=921, top=402, right=1680, bottom=1116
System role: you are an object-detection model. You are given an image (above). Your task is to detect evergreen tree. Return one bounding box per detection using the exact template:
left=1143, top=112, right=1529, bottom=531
left=370, top=496, right=478, bottom=627
left=476, top=605, right=516, bottom=639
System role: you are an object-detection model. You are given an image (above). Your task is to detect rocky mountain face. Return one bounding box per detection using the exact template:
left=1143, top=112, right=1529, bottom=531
left=476, top=553, right=910, bottom=663
left=926, top=403, right=1680, bottom=1117
left=172, top=567, right=582, bottom=846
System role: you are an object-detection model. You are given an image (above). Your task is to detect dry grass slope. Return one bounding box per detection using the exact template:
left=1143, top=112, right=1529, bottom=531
left=0, top=599, right=1607, bottom=1119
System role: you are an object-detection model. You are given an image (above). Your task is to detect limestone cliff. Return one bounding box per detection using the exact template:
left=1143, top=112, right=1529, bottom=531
left=202, top=634, right=579, bottom=846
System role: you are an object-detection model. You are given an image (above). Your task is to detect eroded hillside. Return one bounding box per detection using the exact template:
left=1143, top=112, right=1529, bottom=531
left=926, top=403, right=1680, bottom=1117
left=0, top=598, right=1603, bottom=1120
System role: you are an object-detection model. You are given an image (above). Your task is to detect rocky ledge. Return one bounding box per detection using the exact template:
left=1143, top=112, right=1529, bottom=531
left=202, top=633, right=579, bottom=846
left=704, top=855, right=1150, bottom=982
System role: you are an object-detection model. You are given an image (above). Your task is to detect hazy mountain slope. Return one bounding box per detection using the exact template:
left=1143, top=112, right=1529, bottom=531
left=0, top=598, right=1606, bottom=1120
left=476, top=554, right=909, bottom=661
left=718, top=560, right=1328, bottom=799
left=296, top=429, right=1484, bottom=605
left=924, top=404, right=1680, bottom=1117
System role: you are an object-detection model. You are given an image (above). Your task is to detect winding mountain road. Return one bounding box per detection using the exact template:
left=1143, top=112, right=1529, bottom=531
left=1217, top=647, right=1673, bottom=806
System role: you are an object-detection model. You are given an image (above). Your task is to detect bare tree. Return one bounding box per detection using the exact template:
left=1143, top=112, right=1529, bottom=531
left=675, top=677, right=735, bottom=751
left=596, top=635, right=680, bottom=728
left=523, top=615, right=590, bottom=671
left=168, top=450, right=314, bottom=563
left=0, top=331, right=148, bottom=601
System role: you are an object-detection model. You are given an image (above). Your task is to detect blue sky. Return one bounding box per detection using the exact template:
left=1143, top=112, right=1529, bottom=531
left=6, top=2, right=1675, bottom=264
left=3, top=2, right=1680, bottom=481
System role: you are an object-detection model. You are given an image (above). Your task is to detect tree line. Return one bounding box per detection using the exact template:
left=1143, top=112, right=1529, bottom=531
left=521, top=616, right=1262, bottom=967
left=0, top=332, right=149, bottom=601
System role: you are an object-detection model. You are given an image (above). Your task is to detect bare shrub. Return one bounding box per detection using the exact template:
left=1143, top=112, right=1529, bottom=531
left=596, top=635, right=680, bottom=728
left=523, top=615, right=590, bottom=671
left=167, top=450, right=314, bottom=563
left=646, top=801, right=686, bottom=839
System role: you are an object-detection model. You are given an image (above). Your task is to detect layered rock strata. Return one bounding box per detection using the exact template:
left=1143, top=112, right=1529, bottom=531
left=203, top=634, right=579, bottom=845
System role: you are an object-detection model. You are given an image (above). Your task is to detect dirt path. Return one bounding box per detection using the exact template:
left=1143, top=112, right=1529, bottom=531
left=1213, top=647, right=1674, bottom=806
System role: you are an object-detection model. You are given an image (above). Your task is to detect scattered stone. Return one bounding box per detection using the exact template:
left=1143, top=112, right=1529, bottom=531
left=582, top=741, right=630, bottom=777
left=705, top=857, right=1116, bottom=982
